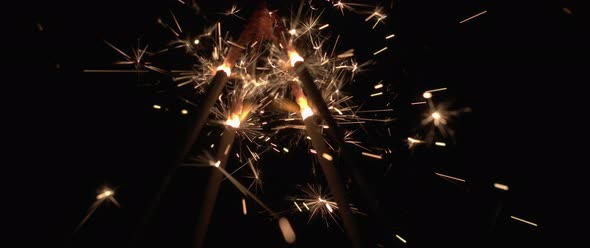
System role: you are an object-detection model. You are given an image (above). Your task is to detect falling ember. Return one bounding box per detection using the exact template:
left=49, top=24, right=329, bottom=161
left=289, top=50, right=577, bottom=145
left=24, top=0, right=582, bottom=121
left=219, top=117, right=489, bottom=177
left=242, top=198, right=248, bottom=215
left=494, top=183, right=509, bottom=191
left=302, top=202, right=310, bottom=210
left=96, top=189, right=114, bottom=200
left=226, top=113, right=241, bottom=128
left=459, top=10, right=488, bottom=24
left=373, top=47, right=388, bottom=55
left=278, top=217, right=296, bottom=244
left=288, top=50, right=304, bottom=67
left=153, top=104, right=162, bottom=110
left=510, top=216, right=538, bottom=227
left=216, top=62, right=232, bottom=77
left=293, top=202, right=302, bottom=212
left=434, top=172, right=466, bottom=182
left=361, top=152, right=383, bottom=160
left=395, top=234, right=407, bottom=243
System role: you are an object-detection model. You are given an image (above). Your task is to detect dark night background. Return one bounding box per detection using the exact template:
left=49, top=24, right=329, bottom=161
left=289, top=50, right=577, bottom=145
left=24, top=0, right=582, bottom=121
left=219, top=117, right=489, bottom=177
left=14, top=0, right=586, bottom=247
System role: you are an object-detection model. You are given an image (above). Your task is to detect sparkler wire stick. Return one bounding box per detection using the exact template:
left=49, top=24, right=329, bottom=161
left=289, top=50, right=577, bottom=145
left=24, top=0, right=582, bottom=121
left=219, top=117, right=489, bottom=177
left=303, top=115, right=362, bottom=248
left=291, top=58, right=392, bottom=247
left=194, top=126, right=237, bottom=248
left=293, top=83, right=362, bottom=248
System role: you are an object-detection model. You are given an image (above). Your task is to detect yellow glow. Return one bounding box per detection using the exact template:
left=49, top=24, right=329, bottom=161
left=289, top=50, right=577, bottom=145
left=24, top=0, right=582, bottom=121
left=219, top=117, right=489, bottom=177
left=212, top=160, right=221, bottom=167
left=278, top=217, right=296, bottom=244
left=288, top=50, right=304, bottom=67
left=153, top=104, right=161, bottom=110
left=422, top=92, right=432, bottom=99
left=297, top=96, right=314, bottom=120
left=181, top=109, right=188, bottom=115
left=288, top=29, right=297, bottom=35
left=432, top=112, right=441, bottom=120
left=322, top=153, right=333, bottom=161
left=374, top=83, right=383, bottom=89
left=193, top=39, right=200, bottom=45
left=318, top=24, right=330, bottom=30
left=283, top=148, right=289, bottom=153
left=225, top=113, right=241, bottom=128
left=435, top=142, right=446, bottom=147
left=216, top=63, right=232, bottom=76
left=494, top=183, right=509, bottom=191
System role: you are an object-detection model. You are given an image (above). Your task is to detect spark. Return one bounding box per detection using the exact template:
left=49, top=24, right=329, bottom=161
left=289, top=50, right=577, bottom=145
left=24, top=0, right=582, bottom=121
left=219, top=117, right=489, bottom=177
left=373, top=47, right=388, bottom=55
left=385, top=34, right=395, bottom=39
left=510, top=216, right=538, bottom=227
left=425, top=87, right=447, bottom=93
left=459, top=10, right=488, bottom=24
left=361, top=152, right=382, bottom=159
left=562, top=7, right=573, bottom=15
left=435, top=142, right=446, bottom=147
left=325, top=202, right=334, bottom=212
left=434, top=172, right=466, bottom=182
left=294, top=202, right=302, bottom=212
left=422, top=92, right=432, bottom=99
left=153, top=104, right=162, bottom=109
left=374, top=83, right=383, bottom=89
left=283, top=147, right=290, bottom=153
left=302, top=202, right=310, bottom=210
left=411, top=101, right=427, bottom=105
left=370, top=92, right=383, bottom=97
left=494, top=183, right=509, bottom=191
left=96, top=189, right=114, bottom=200
left=322, top=153, right=333, bottom=161
left=181, top=109, right=188, bottom=115
left=193, top=39, right=199, bottom=45
left=242, top=198, right=248, bottom=215
left=212, top=160, right=221, bottom=167
left=318, top=24, right=330, bottom=30
left=395, top=234, right=407, bottom=243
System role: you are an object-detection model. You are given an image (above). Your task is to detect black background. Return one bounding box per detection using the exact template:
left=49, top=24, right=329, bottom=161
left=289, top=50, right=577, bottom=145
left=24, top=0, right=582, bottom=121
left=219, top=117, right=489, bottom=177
left=15, top=0, right=586, bottom=247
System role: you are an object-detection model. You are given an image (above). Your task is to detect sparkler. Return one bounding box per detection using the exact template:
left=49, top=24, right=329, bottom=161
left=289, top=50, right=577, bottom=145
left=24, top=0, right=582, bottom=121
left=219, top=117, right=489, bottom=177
left=78, top=0, right=515, bottom=247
